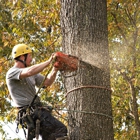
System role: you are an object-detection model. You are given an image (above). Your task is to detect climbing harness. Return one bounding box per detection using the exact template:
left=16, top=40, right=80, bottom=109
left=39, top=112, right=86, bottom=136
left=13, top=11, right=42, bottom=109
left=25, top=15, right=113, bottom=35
left=15, top=103, right=54, bottom=140
left=16, top=106, right=36, bottom=139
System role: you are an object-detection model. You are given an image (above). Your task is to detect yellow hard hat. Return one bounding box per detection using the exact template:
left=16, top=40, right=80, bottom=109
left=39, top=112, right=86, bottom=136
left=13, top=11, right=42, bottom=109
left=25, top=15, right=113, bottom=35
left=12, top=44, right=32, bottom=59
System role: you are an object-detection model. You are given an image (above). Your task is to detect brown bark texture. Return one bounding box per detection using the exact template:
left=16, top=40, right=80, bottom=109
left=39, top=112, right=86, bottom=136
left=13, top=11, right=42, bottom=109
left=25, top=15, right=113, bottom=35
left=60, top=0, right=114, bottom=140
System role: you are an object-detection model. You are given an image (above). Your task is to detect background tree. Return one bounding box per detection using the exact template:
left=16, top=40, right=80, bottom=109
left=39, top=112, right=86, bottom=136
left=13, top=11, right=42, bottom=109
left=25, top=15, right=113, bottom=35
left=60, top=0, right=114, bottom=139
left=108, top=0, right=140, bottom=139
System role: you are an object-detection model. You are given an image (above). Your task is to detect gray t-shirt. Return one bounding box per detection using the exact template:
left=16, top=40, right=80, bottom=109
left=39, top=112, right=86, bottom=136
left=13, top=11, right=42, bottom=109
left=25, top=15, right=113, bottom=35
left=6, top=66, right=44, bottom=107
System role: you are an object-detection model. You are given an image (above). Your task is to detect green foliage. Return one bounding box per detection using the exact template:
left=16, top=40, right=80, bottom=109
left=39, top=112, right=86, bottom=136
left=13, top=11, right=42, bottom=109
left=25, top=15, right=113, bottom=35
left=108, top=0, right=140, bottom=139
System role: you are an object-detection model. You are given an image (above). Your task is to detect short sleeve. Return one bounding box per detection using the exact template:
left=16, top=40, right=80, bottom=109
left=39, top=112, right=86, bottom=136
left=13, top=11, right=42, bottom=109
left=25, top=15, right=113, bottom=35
left=6, top=67, right=23, bottom=80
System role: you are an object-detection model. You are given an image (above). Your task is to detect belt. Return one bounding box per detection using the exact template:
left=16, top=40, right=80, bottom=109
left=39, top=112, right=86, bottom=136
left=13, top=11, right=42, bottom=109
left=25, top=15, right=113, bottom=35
left=17, top=102, right=43, bottom=110
left=17, top=105, right=28, bottom=110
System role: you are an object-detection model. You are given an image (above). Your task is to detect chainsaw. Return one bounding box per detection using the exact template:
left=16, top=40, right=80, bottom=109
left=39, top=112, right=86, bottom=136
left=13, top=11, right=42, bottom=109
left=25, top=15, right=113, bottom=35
left=54, top=52, right=79, bottom=72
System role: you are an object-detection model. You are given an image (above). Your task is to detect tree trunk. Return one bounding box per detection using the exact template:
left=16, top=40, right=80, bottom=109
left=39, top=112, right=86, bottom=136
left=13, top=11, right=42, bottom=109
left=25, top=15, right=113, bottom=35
left=129, top=82, right=140, bottom=140
left=60, top=0, right=114, bottom=140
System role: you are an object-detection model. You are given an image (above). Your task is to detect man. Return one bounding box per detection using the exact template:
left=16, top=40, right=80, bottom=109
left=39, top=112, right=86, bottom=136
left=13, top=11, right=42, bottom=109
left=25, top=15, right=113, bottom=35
left=6, top=44, right=68, bottom=140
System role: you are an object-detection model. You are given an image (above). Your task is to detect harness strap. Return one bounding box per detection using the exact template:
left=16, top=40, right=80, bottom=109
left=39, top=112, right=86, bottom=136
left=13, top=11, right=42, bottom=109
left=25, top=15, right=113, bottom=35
left=16, top=108, right=27, bottom=138
left=35, top=119, right=40, bottom=140
left=15, top=54, right=28, bottom=67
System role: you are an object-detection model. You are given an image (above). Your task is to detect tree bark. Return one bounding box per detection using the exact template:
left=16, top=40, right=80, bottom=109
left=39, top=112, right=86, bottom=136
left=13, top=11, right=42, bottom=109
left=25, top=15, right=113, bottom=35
left=60, top=0, right=114, bottom=139
left=129, top=81, right=140, bottom=140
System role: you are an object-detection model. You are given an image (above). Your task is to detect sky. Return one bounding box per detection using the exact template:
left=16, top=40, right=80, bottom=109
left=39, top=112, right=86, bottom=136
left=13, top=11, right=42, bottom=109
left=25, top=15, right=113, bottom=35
left=1, top=122, right=25, bottom=140
left=1, top=122, right=41, bottom=140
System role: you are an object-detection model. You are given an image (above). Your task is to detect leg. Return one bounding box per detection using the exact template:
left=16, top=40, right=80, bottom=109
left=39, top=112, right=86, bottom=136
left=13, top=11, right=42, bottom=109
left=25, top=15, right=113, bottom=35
left=33, top=107, right=67, bottom=140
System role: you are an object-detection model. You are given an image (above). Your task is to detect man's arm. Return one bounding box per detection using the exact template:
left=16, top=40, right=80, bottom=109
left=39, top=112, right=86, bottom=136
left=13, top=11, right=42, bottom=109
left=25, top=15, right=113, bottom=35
left=44, top=67, right=58, bottom=87
left=20, top=56, right=53, bottom=79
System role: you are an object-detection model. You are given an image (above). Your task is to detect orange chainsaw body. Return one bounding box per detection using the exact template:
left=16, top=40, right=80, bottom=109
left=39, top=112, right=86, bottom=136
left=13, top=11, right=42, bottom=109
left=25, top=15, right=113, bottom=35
left=54, top=52, right=78, bottom=72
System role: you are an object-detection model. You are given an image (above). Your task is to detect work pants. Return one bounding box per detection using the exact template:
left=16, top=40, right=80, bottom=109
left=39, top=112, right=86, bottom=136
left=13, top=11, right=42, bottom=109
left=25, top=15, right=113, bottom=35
left=32, top=107, right=67, bottom=140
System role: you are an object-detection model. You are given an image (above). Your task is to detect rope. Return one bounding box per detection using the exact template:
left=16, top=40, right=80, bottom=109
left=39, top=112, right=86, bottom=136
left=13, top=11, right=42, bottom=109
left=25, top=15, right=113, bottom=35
left=65, top=85, right=112, bottom=97
left=56, top=108, right=113, bottom=120
left=61, top=85, right=113, bottom=120
left=28, top=63, right=53, bottom=108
